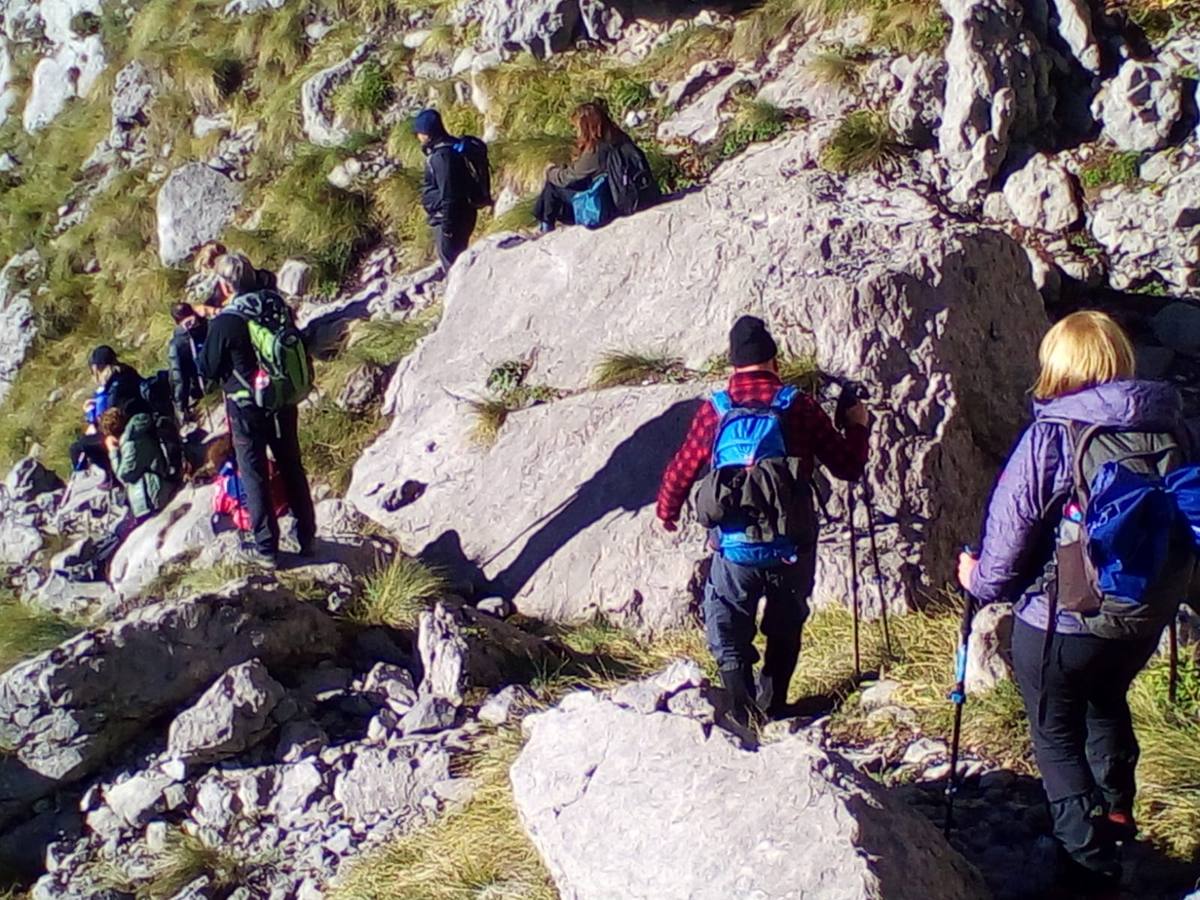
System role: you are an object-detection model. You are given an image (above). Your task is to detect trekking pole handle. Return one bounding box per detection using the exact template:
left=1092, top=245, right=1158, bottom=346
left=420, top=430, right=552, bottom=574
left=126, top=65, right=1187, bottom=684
left=950, top=545, right=979, bottom=704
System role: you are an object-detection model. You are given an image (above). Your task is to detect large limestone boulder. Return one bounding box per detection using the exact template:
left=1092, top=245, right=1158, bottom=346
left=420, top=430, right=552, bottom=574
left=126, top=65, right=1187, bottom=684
left=0, top=250, right=40, bottom=407
left=1002, top=152, right=1081, bottom=232
left=1091, top=160, right=1200, bottom=291
left=349, top=132, right=1045, bottom=633
left=0, top=41, right=16, bottom=126
left=477, top=0, right=581, bottom=57
left=300, top=44, right=371, bottom=147
left=1092, top=61, right=1182, bottom=153
left=166, top=659, right=286, bottom=766
left=511, top=666, right=991, bottom=900
left=938, top=0, right=1051, bottom=204
left=22, top=35, right=106, bottom=133
left=155, top=163, right=241, bottom=267
left=0, top=580, right=340, bottom=825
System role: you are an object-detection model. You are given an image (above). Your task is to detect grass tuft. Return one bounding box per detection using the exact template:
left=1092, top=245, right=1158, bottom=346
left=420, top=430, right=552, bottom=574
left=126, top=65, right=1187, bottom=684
left=777, top=353, right=822, bottom=393
left=0, top=591, right=77, bottom=673
left=350, top=556, right=450, bottom=628
left=1079, top=149, right=1142, bottom=191
left=468, top=397, right=512, bottom=446
left=138, top=829, right=256, bottom=898
left=591, top=350, right=686, bottom=389
left=719, top=100, right=791, bottom=160
left=808, top=48, right=863, bottom=89
left=820, top=110, right=901, bottom=174
left=331, top=60, right=393, bottom=133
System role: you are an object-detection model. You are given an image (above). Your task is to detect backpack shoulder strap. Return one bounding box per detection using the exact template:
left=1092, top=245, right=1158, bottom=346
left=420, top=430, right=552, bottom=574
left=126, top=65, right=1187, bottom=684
left=771, top=385, right=799, bottom=411
left=711, top=391, right=734, bottom=417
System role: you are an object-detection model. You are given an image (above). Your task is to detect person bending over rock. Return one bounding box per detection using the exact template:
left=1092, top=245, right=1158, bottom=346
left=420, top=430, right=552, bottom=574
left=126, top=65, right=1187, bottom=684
left=414, top=108, right=490, bottom=272
left=69, top=345, right=148, bottom=481
left=959, top=311, right=1200, bottom=896
left=196, top=252, right=316, bottom=570
left=534, top=100, right=651, bottom=232
left=168, top=303, right=208, bottom=425
left=206, top=433, right=288, bottom=535
left=657, top=317, right=869, bottom=726
left=99, top=406, right=178, bottom=523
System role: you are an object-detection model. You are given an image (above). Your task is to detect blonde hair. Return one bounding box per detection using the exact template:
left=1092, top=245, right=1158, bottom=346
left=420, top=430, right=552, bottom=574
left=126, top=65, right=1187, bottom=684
left=1033, top=311, right=1135, bottom=401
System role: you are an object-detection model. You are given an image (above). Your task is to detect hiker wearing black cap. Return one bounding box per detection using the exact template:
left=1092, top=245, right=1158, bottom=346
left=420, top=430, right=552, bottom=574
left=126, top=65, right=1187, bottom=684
left=414, top=108, right=490, bottom=272
left=196, top=252, right=316, bottom=569
left=168, top=303, right=208, bottom=425
left=69, top=346, right=146, bottom=479
left=657, top=317, right=870, bottom=726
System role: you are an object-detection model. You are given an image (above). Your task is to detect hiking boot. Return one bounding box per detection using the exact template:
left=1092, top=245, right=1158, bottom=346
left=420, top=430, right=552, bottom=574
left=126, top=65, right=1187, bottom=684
left=1100, top=811, right=1137, bottom=844
left=235, top=548, right=278, bottom=571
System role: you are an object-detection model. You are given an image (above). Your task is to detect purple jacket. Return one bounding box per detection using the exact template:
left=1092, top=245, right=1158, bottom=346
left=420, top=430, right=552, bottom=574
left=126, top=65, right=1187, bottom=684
left=970, top=380, right=1187, bottom=634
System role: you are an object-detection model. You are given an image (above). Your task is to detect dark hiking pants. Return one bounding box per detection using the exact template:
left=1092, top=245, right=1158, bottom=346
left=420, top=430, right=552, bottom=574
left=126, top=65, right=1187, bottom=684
left=433, top=207, right=478, bottom=272
left=534, top=181, right=579, bottom=228
left=227, top=402, right=316, bottom=557
left=69, top=433, right=114, bottom=479
left=702, top=551, right=814, bottom=688
left=1011, top=617, right=1160, bottom=880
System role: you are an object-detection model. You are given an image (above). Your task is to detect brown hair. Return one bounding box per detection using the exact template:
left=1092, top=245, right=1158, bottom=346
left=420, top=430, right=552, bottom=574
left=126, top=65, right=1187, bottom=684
left=98, top=408, right=127, bottom=439
left=194, top=241, right=227, bottom=274
left=572, top=100, right=620, bottom=156
left=206, top=434, right=235, bottom=473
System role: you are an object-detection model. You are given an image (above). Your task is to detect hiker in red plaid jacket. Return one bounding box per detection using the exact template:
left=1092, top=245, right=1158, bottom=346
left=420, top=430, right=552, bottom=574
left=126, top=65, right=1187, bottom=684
left=657, top=316, right=869, bottom=724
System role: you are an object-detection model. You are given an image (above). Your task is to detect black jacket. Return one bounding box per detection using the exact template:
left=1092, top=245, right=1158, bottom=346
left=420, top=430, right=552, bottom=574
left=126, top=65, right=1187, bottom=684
left=168, top=320, right=207, bottom=414
left=421, top=137, right=473, bottom=225
left=106, top=365, right=148, bottom=417
left=197, top=310, right=258, bottom=401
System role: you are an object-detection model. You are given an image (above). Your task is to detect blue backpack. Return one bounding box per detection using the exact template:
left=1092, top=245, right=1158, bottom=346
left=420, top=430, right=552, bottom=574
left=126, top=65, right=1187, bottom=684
left=693, top=386, right=817, bottom=567
left=572, top=175, right=614, bottom=229
left=1048, top=420, right=1200, bottom=640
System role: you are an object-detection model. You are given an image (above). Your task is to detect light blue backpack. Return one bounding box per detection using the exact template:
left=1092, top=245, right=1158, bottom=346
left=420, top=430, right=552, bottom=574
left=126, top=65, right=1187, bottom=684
left=572, top=175, right=614, bottom=229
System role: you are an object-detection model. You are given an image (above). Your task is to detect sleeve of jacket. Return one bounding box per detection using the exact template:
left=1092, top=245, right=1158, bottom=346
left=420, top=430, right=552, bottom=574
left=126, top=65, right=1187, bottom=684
left=970, top=423, right=1066, bottom=605
left=549, top=147, right=603, bottom=188
left=798, top=398, right=868, bottom=481
left=656, top=402, right=717, bottom=524
left=422, top=152, right=449, bottom=220
left=113, top=434, right=142, bottom=485
left=168, top=336, right=187, bottom=411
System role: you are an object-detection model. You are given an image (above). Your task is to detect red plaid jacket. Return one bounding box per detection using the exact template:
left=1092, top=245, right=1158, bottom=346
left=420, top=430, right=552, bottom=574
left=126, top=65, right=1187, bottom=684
left=656, top=370, right=869, bottom=525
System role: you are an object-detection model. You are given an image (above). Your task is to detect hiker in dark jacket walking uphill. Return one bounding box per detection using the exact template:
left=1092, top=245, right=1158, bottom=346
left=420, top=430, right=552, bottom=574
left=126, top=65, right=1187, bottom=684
left=69, top=345, right=147, bottom=480
left=959, top=311, right=1199, bottom=896
left=168, top=303, right=208, bottom=424
left=658, top=317, right=869, bottom=726
left=415, top=109, right=480, bottom=272
left=197, top=253, right=316, bottom=569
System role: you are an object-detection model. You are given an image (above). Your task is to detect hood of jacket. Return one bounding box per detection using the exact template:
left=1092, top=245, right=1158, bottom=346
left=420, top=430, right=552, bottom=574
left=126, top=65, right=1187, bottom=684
left=1033, top=379, right=1182, bottom=431
left=123, top=412, right=157, bottom=443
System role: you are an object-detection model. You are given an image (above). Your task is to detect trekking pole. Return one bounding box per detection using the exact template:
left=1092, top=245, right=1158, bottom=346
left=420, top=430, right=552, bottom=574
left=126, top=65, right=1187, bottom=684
left=945, top=546, right=978, bottom=838
left=847, top=483, right=861, bottom=678
left=1168, top=615, right=1179, bottom=704
left=862, top=482, right=894, bottom=659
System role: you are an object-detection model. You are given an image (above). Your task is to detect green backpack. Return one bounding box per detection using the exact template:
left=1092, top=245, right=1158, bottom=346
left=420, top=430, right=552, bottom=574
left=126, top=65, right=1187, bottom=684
left=223, top=290, right=313, bottom=411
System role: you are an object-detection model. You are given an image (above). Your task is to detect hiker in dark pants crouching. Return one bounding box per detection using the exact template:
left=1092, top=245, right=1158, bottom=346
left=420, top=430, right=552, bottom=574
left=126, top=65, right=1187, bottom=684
left=959, top=311, right=1199, bottom=896
left=196, top=252, right=316, bottom=569
left=658, top=316, right=868, bottom=725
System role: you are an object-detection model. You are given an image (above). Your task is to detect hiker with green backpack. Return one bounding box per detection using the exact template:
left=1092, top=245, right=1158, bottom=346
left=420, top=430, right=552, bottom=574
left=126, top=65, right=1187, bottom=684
left=657, top=316, right=869, bottom=726
left=959, top=310, right=1200, bottom=897
left=197, top=252, right=316, bottom=569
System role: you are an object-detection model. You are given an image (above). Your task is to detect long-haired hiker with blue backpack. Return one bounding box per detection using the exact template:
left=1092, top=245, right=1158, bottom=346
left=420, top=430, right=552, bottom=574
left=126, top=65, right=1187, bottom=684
left=958, top=310, right=1200, bottom=896
left=657, top=316, right=869, bottom=726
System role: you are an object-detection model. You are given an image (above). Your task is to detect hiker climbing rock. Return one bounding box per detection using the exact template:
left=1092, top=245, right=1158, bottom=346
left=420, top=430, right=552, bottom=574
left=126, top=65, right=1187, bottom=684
left=69, top=346, right=148, bottom=481
left=959, top=310, right=1200, bottom=895
left=414, top=108, right=490, bottom=272
left=657, top=316, right=869, bottom=725
left=168, top=303, right=208, bottom=425
left=535, top=99, right=659, bottom=232
left=197, top=252, right=316, bottom=569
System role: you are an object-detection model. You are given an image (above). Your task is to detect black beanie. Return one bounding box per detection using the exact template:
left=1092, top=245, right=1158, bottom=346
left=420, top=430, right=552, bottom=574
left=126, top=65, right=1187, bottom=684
left=89, top=345, right=119, bottom=369
left=729, top=316, right=778, bottom=367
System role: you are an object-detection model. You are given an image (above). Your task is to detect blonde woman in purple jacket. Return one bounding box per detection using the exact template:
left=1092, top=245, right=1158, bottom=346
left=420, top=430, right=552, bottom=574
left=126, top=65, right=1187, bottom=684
left=958, top=311, right=1193, bottom=896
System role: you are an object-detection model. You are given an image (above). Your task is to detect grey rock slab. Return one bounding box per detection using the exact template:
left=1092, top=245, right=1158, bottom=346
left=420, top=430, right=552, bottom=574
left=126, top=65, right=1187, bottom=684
left=417, top=602, right=467, bottom=704
left=111, top=60, right=156, bottom=126
left=511, top=680, right=990, bottom=900
left=889, top=54, right=947, bottom=148
left=5, top=455, right=64, bottom=503
left=663, top=59, right=735, bottom=110
left=300, top=44, right=371, bottom=148
left=22, top=35, right=106, bottom=133
left=104, top=770, right=176, bottom=826
left=859, top=678, right=902, bottom=712
left=1002, top=152, right=1081, bottom=232
left=155, top=165, right=241, bottom=267
left=332, top=743, right=451, bottom=824
left=476, top=0, right=581, bottom=57
left=349, top=131, right=1046, bottom=634
left=1093, top=60, right=1182, bottom=152
left=938, top=0, right=1051, bottom=203
left=399, top=695, right=457, bottom=735
left=361, top=662, right=417, bottom=708
left=657, top=70, right=757, bottom=145
left=0, top=581, right=340, bottom=826
left=0, top=250, right=40, bottom=406
left=478, top=685, right=533, bottom=726
left=268, top=760, right=326, bottom=826
left=167, top=659, right=285, bottom=766
left=275, top=720, right=329, bottom=763
left=277, top=259, right=312, bottom=299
